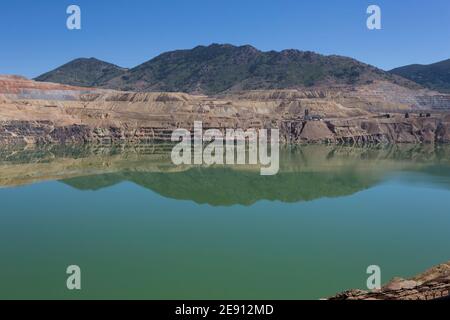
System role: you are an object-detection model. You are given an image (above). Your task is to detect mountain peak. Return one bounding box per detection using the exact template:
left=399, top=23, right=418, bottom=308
left=34, top=58, right=127, bottom=87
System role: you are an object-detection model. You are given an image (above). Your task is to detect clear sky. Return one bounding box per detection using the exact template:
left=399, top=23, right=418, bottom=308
left=1, top=0, right=449, bottom=78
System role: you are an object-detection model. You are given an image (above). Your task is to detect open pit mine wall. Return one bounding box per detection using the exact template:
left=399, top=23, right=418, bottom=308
left=1, top=116, right=450, bottom=145
left=417, top=95, right=450, bottom=110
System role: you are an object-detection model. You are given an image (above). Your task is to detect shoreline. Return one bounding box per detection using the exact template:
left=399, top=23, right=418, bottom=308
left=329, top=261, right=450, bottom=300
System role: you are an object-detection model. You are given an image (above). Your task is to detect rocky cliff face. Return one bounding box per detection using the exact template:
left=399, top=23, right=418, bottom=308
left=2, top=115, right=450, bottom=145
left=282, top=116, right=450, bottom=144
left=2, top=76, right=450, bottom=145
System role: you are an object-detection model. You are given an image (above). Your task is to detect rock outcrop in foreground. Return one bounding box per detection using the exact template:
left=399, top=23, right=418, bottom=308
left=2, top=75, right=450, bottom=145
left=329, top=262, right=450, bottom=300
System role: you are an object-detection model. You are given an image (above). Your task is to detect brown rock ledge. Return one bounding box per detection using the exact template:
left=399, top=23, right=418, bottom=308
left=328, top=262, right=450, bottom=300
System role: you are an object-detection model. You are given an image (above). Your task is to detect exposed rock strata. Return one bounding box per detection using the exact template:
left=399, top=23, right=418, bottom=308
left=2, top=76, right=450, bottom=145
left=1, top=116, right=450, bottom=145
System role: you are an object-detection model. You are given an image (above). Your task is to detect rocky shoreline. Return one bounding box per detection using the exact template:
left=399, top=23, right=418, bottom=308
left=329, top=262, right=450, bottom=300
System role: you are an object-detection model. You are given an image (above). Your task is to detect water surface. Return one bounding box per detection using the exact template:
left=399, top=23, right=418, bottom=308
left=0, top=144, right=450, bottom=299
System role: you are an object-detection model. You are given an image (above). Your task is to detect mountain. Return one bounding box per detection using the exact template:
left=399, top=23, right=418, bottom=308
left=390, top=59, right=450, bottom=93
left=35, top=44, right=417, bottom=94
left=34, top=58, right=127, bottom=87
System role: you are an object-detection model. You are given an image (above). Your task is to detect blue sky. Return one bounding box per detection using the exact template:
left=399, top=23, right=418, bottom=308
left=1, top=0, right=449, bottom=78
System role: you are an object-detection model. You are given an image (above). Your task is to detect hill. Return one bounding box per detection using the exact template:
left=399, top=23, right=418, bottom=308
left=35, top=58, right=127, bottom=87
left=390, top=59, right=450, bottom=93
left=35, top=44, right=417, bottom=94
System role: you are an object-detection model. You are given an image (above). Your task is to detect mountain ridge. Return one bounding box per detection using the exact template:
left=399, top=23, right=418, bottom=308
left=34, top=44, right=420, bottom=94
left=390, top=59, right=450, bottom=94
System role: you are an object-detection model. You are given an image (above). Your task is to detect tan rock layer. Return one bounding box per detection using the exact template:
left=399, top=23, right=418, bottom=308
left=1, top=76, right=450, bottom=145
left=0, top=75, right=93, bottom=94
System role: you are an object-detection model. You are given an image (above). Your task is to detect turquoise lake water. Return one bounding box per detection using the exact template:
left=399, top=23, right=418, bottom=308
left=0, top=144, right=449, bottom=299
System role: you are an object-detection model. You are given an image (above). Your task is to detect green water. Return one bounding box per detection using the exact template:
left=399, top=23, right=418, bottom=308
left=0, top=144, right=450, bottom=299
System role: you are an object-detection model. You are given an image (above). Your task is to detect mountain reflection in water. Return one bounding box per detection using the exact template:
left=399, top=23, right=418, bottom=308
left=1, top=143, right=450, bottom=206
left=1, top=143, right=450, bottom=300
